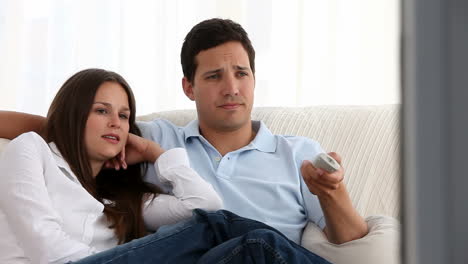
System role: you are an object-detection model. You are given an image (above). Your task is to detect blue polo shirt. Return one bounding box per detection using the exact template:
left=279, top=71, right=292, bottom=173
left=138, top=119, right=326, bottom=244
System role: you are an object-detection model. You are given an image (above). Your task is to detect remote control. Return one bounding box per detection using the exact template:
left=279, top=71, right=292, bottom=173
left=311, top=153, right=340, bottom=173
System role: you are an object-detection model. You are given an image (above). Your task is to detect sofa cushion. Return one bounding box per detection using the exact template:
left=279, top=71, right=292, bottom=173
left=302, top=215, right=400, bottom=264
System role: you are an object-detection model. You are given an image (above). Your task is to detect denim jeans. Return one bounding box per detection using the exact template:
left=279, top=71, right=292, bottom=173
left=70, top=209, right=331, bottom=264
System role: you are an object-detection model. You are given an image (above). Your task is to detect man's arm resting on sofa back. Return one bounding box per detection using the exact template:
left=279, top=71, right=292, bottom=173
left=0, top=111, right=46, bottom=139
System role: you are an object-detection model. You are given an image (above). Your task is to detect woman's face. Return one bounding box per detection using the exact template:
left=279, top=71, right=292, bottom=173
left=84, top=81, right=130, bottom=167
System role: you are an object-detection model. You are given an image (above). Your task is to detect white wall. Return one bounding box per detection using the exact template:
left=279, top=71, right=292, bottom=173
left=0, top=0, right=400, bottom=116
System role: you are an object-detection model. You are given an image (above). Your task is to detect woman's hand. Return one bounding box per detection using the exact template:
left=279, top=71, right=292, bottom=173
left=105, top=134, right=165, bottom=170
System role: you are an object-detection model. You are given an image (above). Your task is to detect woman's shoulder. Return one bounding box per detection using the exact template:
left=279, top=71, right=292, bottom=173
left=6, top=132, right=49, bottom=153
left=0, top=132, right=54, bottom=172
left=12, top=131, right=46, bottom=144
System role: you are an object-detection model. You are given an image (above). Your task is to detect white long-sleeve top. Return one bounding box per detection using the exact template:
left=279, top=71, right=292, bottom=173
left=0, top=132, right=223, bottom=264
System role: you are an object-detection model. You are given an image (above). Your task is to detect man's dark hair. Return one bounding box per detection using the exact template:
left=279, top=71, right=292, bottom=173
left=181, top=18, right=255, bottom=83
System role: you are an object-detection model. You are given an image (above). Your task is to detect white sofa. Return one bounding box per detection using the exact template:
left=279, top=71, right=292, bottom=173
left=0, top=105, right=401, bottom=264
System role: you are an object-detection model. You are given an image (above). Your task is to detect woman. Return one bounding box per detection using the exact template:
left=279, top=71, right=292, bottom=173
left=0, top=69, right=331, bottom=264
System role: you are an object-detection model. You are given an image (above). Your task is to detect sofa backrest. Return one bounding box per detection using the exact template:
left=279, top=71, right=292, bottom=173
left=0, top=139, right=9, bottom=154
left=138, top=105, right=401, bottom=219
left=0, top=105, right=401, bottom=218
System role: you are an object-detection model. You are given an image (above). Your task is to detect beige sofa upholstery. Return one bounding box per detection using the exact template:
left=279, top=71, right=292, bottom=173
left=0, top=105, right=401, bottom=263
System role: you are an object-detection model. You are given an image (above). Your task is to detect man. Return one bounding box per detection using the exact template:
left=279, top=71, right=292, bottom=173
left=0, top=18, right=367, bottom=245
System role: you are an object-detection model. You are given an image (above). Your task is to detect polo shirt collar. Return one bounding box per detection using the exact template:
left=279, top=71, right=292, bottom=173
left=183, top=120, right=276, bottom=153
left=250, top=121, right=277, bottom=153
left=183, top=120, right=202, bottom=141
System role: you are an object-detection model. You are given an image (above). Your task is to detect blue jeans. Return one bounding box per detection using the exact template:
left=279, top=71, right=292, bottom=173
left=71, top=209, right=332, bottom=264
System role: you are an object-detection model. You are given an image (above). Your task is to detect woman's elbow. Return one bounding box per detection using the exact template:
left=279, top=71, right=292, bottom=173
left=198, top=193, right=223, bottom=211
left=187, top=190, right=223, bottom=212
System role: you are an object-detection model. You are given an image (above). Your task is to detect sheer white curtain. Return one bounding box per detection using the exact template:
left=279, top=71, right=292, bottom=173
left=0, top=0, right=399, bottom=116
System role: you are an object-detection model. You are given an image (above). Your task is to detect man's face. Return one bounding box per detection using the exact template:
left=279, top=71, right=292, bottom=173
left=183, top=41, right=255, bottom=133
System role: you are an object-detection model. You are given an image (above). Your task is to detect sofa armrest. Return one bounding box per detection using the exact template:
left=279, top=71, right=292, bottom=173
left=301, top=215, right=400, bottom=264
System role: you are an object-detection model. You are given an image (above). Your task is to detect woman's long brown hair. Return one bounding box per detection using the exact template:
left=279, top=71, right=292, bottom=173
left=44, top=68, right=160, bottom=243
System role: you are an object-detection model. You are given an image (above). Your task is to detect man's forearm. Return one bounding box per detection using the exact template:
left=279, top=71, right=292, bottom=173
left=0, top=111, right=46, bottom=139
left=320, top=182, right=368, bottom=244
